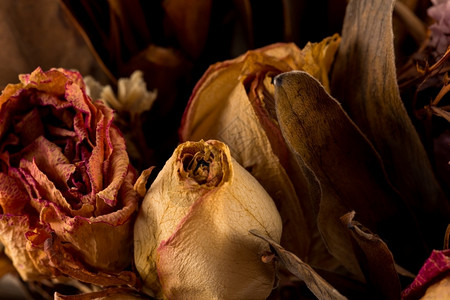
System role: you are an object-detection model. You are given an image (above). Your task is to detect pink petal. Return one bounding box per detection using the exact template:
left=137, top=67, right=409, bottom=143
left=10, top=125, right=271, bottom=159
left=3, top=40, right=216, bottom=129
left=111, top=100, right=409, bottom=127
left=402, top=249, right=450, bottom=299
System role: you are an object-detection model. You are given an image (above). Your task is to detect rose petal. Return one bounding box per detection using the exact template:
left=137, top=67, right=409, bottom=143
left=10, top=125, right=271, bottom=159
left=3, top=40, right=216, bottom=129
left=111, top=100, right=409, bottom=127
left=41, top=170, right=138, bottom=271
left=18, top=136, right=76, bottom=191
left=45, top=234, right=138, bottom=287
left=0, top=173, right=29, bottom=215
left=12, top=108, right=44, bottom=147
left=402, top=249, right=450, bottom=300
left=0, top=215, right=58, bottom=281
left=96, top=125, right=129, bottom=208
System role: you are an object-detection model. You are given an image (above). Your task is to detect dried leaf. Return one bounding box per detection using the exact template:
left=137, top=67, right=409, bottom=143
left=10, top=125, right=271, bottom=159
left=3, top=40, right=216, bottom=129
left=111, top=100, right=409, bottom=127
left=54, top=287, right=147, bottom=300
left=250, top=229, right=347, bottom=300
left=341, top=212, right=401, bottom=300
left=431, top=105, right=450, bottom=122
left=162, top=0, right=212, bottom=59
left=274, top=70, right=428, bottom=279
left=331, top=0, right=450, bottom=256
left=0, top=0, right=108, bottom=88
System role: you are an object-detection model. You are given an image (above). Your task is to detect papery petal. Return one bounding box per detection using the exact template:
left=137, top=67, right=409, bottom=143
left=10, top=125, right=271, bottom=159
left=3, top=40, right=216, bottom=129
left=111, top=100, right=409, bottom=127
left=0, top=173, right=29, bottom=215
left=19, top=67, right=68, bottom=96
left=12, top=108, right=44, bottom=147
left=96, top=126, right=129, bottom=208
left=18, top=158, right=74, bottom=214
left=44, top=235, right=138, bottom=287
left=41, top=169, right=138, bottom=271
left=0, top=215, right=58, bottom=281
left=402, top=249, right=450, bottom=300
left=86, top=101, right=116, bottom=201
left=18, top=136, right=76, bottom=191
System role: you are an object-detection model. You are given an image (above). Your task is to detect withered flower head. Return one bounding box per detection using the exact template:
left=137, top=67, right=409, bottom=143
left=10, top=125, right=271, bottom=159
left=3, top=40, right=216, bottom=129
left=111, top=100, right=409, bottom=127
left=134, top=140, right=282, bottom=299
left=179, top=36, right=341, bottom=271
left=0, top=67, right=139, bottom=286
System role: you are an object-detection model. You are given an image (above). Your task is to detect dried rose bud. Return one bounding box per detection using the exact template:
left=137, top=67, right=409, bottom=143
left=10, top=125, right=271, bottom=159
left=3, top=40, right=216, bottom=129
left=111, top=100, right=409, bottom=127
left=134, top=140, right=282, bottom=299
left=179, top=36, right=341, bottom=270
left=0, top=67, right=140, bottom=286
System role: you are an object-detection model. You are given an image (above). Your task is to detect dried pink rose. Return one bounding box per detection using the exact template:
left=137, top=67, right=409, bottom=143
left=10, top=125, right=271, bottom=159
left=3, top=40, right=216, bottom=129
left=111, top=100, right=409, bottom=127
left=0, top=67, right=140, bottom=286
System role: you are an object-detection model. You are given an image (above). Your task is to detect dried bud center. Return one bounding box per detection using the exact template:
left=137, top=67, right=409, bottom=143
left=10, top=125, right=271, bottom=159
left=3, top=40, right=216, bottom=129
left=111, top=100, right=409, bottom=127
left=178, top=142, right=227, bottom=188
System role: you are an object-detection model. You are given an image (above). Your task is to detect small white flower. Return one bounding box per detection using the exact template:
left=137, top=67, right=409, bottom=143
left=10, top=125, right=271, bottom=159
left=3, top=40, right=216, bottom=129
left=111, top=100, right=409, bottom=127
left=85, top=70, right=157, bottom=119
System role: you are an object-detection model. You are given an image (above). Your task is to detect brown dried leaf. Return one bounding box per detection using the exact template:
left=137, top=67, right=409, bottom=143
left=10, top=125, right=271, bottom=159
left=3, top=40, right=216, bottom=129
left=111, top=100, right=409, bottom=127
left=54, top=287, right=147, bottom=300
left=163, top=0, right=213, bottom=59
left=274, top=70, right=428, bottom=279
left=250, top=229, right=347, bottom=300
left=341, top=212, right=401, bottom=300
left=0, top=0, right=107, bottom=88
left=331, top=0, right=450, bottom=255
left=430, top=106, right=450, bottom=122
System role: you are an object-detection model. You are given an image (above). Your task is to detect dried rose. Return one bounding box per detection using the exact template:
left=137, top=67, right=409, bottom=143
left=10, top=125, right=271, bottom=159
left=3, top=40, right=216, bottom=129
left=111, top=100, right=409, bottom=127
left=179, top=36, right=341, bottom=271
left=0, top=67, right=140, bottom=286
left=134, top=140, right=282, bottom=299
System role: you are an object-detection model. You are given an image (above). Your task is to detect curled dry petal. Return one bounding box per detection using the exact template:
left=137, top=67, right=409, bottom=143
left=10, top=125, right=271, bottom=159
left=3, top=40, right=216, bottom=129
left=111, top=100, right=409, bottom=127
left=402, top=249, right=450, bottom=300
left=179, top=36, right=341, bottom=271
left=0, top=67, right=139, bottom=285
left=134, top=140, right=282, bottom=299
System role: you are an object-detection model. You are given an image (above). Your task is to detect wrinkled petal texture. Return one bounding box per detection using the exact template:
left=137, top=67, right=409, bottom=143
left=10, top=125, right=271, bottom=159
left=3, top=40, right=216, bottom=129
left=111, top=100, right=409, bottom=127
left=0, top=67, right=138, bottom=282
left=402, top=249, right=450, bottom=300
left=134, top=140, right=282, bottom=299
